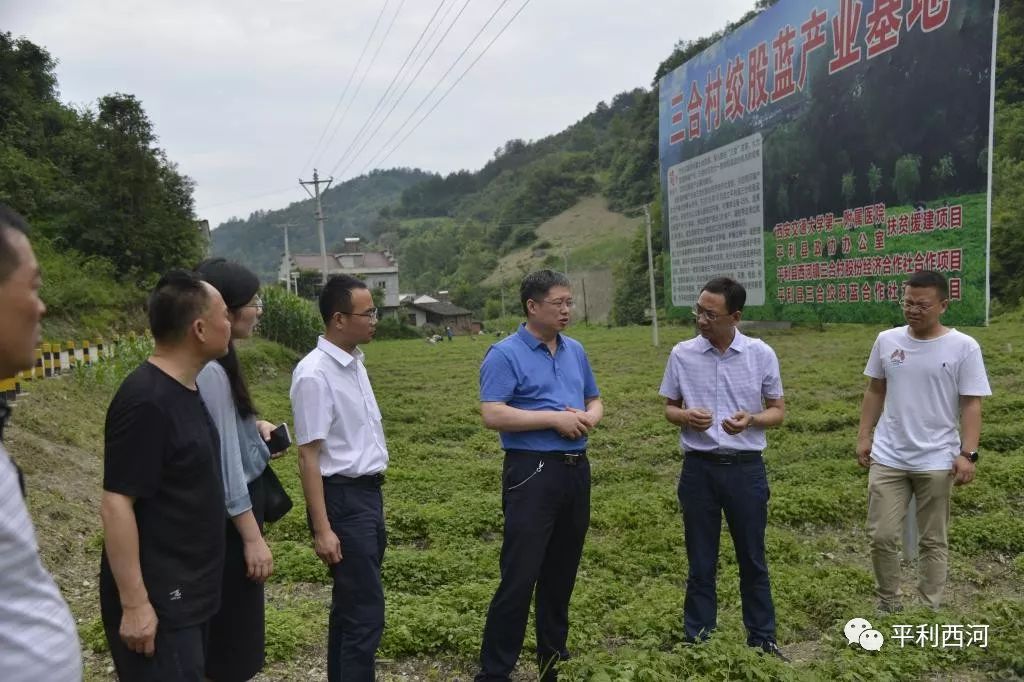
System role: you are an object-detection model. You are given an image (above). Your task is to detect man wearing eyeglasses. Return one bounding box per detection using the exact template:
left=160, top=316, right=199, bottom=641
left=857, top=269, right=990, bottom=613
left=290, top=275, right=388, bottom=681
left=475, top=269, right=603, bottom=682
left=658, top=276, right=788, bottom=661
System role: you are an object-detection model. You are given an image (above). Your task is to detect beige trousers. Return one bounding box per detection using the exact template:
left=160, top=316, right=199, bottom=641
left=866, top=463, right=954, bottom=609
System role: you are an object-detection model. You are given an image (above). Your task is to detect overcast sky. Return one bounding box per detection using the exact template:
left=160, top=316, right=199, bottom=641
left=3, top=0, right=752, bottom=227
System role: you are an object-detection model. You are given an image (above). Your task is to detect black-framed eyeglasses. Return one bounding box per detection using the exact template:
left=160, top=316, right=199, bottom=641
left=691, top=305, right=724, bottom=322
left=542, top=298, right=575, bottom=309
left=341, top=307, right=379, bottom=321
left=898, top=298, right=939, bottom=314
left=243, top=295, right=264, bottom=312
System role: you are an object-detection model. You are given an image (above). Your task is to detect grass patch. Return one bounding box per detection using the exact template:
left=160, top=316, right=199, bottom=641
left=11, top=312, right=1024, bottom=679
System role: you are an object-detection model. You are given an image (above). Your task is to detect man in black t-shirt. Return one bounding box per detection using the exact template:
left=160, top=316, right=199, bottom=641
left=100, top=270, right=232, bottom=681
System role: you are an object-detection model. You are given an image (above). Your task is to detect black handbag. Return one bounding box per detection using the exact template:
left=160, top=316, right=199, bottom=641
left=261, top=463, right=293, bottom=524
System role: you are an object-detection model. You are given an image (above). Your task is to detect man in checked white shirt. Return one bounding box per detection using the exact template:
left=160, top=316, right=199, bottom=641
left=659, top=276, right=788, bottom=662
left=291, top=275, right=388, bottom=682
left=0, top=204, right=82, bottom=681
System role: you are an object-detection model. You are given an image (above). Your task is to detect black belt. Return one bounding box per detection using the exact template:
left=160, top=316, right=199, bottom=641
left=323, top=472, right=385, bottom=486
left=505, top=449, right=587, bottom=467
left=685, top=450, right=762, bottom=465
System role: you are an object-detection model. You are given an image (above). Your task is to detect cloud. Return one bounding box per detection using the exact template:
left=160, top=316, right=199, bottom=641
left=2, top=0, right=753, bottom=225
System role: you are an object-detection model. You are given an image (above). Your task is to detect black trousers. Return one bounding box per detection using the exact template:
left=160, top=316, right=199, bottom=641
left=319, top=475, right=387, bottom=682
left=679, top=454, right=777, bottom=646
left=476, top=452, right=591, bottom=682
left=206, top=476, right=267, bottom=681
left=103, top=620, right=209, bottom=682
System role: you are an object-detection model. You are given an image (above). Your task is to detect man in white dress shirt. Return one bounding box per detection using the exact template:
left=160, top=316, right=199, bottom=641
left=291, top=274, right=389, bottom=682
left=0, top=204, right=82, bottom=682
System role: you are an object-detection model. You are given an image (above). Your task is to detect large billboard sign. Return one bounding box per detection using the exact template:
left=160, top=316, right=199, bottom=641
left=658, top=0, right=998, bottom=325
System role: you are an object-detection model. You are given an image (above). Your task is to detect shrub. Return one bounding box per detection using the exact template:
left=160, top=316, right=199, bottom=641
left=258, top=286, right=322, bottom=353
left=375, top=317, right=421, bottom=340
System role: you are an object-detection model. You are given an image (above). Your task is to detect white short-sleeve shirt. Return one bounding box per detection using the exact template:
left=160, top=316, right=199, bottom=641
left=290, top=336, right=389, bottom=477
left=659, top=330, right=784, bottom=453
left=864, top=326, right=991, bottom=471
left=0, top=445, right=82, bottom=682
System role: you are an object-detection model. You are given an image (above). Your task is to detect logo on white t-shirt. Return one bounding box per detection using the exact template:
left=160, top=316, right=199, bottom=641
left=889, top=348, right=906, bottom=366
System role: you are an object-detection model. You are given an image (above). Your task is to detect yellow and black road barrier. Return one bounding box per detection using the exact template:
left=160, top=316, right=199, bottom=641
left=1, top=334, right=135, bottom=401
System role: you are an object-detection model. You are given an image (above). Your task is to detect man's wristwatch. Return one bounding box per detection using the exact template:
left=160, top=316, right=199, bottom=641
left=959, top=450, right=979, bottom=463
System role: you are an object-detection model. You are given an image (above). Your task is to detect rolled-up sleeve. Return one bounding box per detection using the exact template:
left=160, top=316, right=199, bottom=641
left=197, top=362, right=251, bottom=517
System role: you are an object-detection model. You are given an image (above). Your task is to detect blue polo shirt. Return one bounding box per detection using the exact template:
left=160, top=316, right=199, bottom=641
left=480, top=323, right=600, bottom=452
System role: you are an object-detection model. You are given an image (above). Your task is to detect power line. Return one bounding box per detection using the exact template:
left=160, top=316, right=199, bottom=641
left=325, top=0, right=449, bottom=178
left=303, top=0, right=391, bottom=174
left=312, top=0, right=408, bottom=174
left=327, top=0, right=476, bottom=178
left=363, top=0, right=532, bottom=174
left=341, top=0, right=511, bottom=179
left=196, top=186, right=296, bottom=213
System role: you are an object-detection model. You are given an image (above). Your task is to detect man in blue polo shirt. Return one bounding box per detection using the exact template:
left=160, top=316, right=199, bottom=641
left=475, top=269, right=603, bottom=682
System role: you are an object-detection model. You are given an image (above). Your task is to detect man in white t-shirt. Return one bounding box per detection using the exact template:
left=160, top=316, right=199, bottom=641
left=0, top=204, right=82, bottom=681
left=857, top=270, right=991, bottom=612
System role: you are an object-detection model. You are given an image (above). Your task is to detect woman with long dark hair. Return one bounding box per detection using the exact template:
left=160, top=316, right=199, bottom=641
left=196, top=258, right=277, bottom=681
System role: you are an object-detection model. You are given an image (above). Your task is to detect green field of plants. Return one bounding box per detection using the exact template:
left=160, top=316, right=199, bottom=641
left=251, top=316, right=1023, bottom=680
left=14, top=316, right=1023, bottom=681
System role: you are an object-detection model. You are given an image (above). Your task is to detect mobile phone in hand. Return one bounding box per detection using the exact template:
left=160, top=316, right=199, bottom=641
left=266, top=423, right=291, bottom=454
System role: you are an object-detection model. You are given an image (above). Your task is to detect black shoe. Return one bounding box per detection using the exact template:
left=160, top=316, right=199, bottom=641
left=756, top=641, right=791, bottom=663
left=537, top=650, right=571, bottom=682
left=877, top=599, right=904, bottom=615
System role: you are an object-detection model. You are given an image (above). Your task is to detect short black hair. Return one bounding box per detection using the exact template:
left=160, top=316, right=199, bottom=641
left=904, top=270, right=948, bottom=300
left=319, top=274, right=368, bottom=324
left=520, top=269, right=570, bottom=316
left=148, top=269, right=212, bottom=343
left=701, top=276, right=747, bottom=313
left=0, top=204, right=30, bottom=283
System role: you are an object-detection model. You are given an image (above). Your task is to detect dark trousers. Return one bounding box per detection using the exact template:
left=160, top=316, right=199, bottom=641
left=207, top=477, right=267, bottom=681
left=319, top=476, right=387, bottom=682
left=678, top=455, right=776, bottom=646
left=476, top=452, right=591, bottom=682
left=103, top=620, right=209, bottom=682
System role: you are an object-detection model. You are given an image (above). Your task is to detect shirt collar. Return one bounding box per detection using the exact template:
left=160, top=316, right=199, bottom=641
left=698, top=328, right=748, bottom=354
left=515, top=323, right=563, bottom=351
left=317, top=335, right=363, bottom=368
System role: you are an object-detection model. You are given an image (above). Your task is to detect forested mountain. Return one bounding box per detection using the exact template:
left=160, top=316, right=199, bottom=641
left=210, top=168, right=432, bottom=280
left=3, top=0, right=1022, bottom=330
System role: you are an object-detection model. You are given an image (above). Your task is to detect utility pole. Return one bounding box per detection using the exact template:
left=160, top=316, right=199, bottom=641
left=499, top=263, right=506, bottom=318
left=562, top=249, right=569, bottom=278
left=644, top=204, right=660, bottom=347
left=275, top=223, right=296, bottom=293
left=299, top=168, right=333, bottom=285
left=581, top=277, right=588, bottom=325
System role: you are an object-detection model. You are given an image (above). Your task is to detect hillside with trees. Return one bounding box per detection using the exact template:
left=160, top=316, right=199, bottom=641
left=210, top=167, right=433, bottom=280
left=211, top=0, right=1024, bottom=322
left=3, top=0, right=1022, bottom=332
left=0, top=32, right=205, bottom=332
